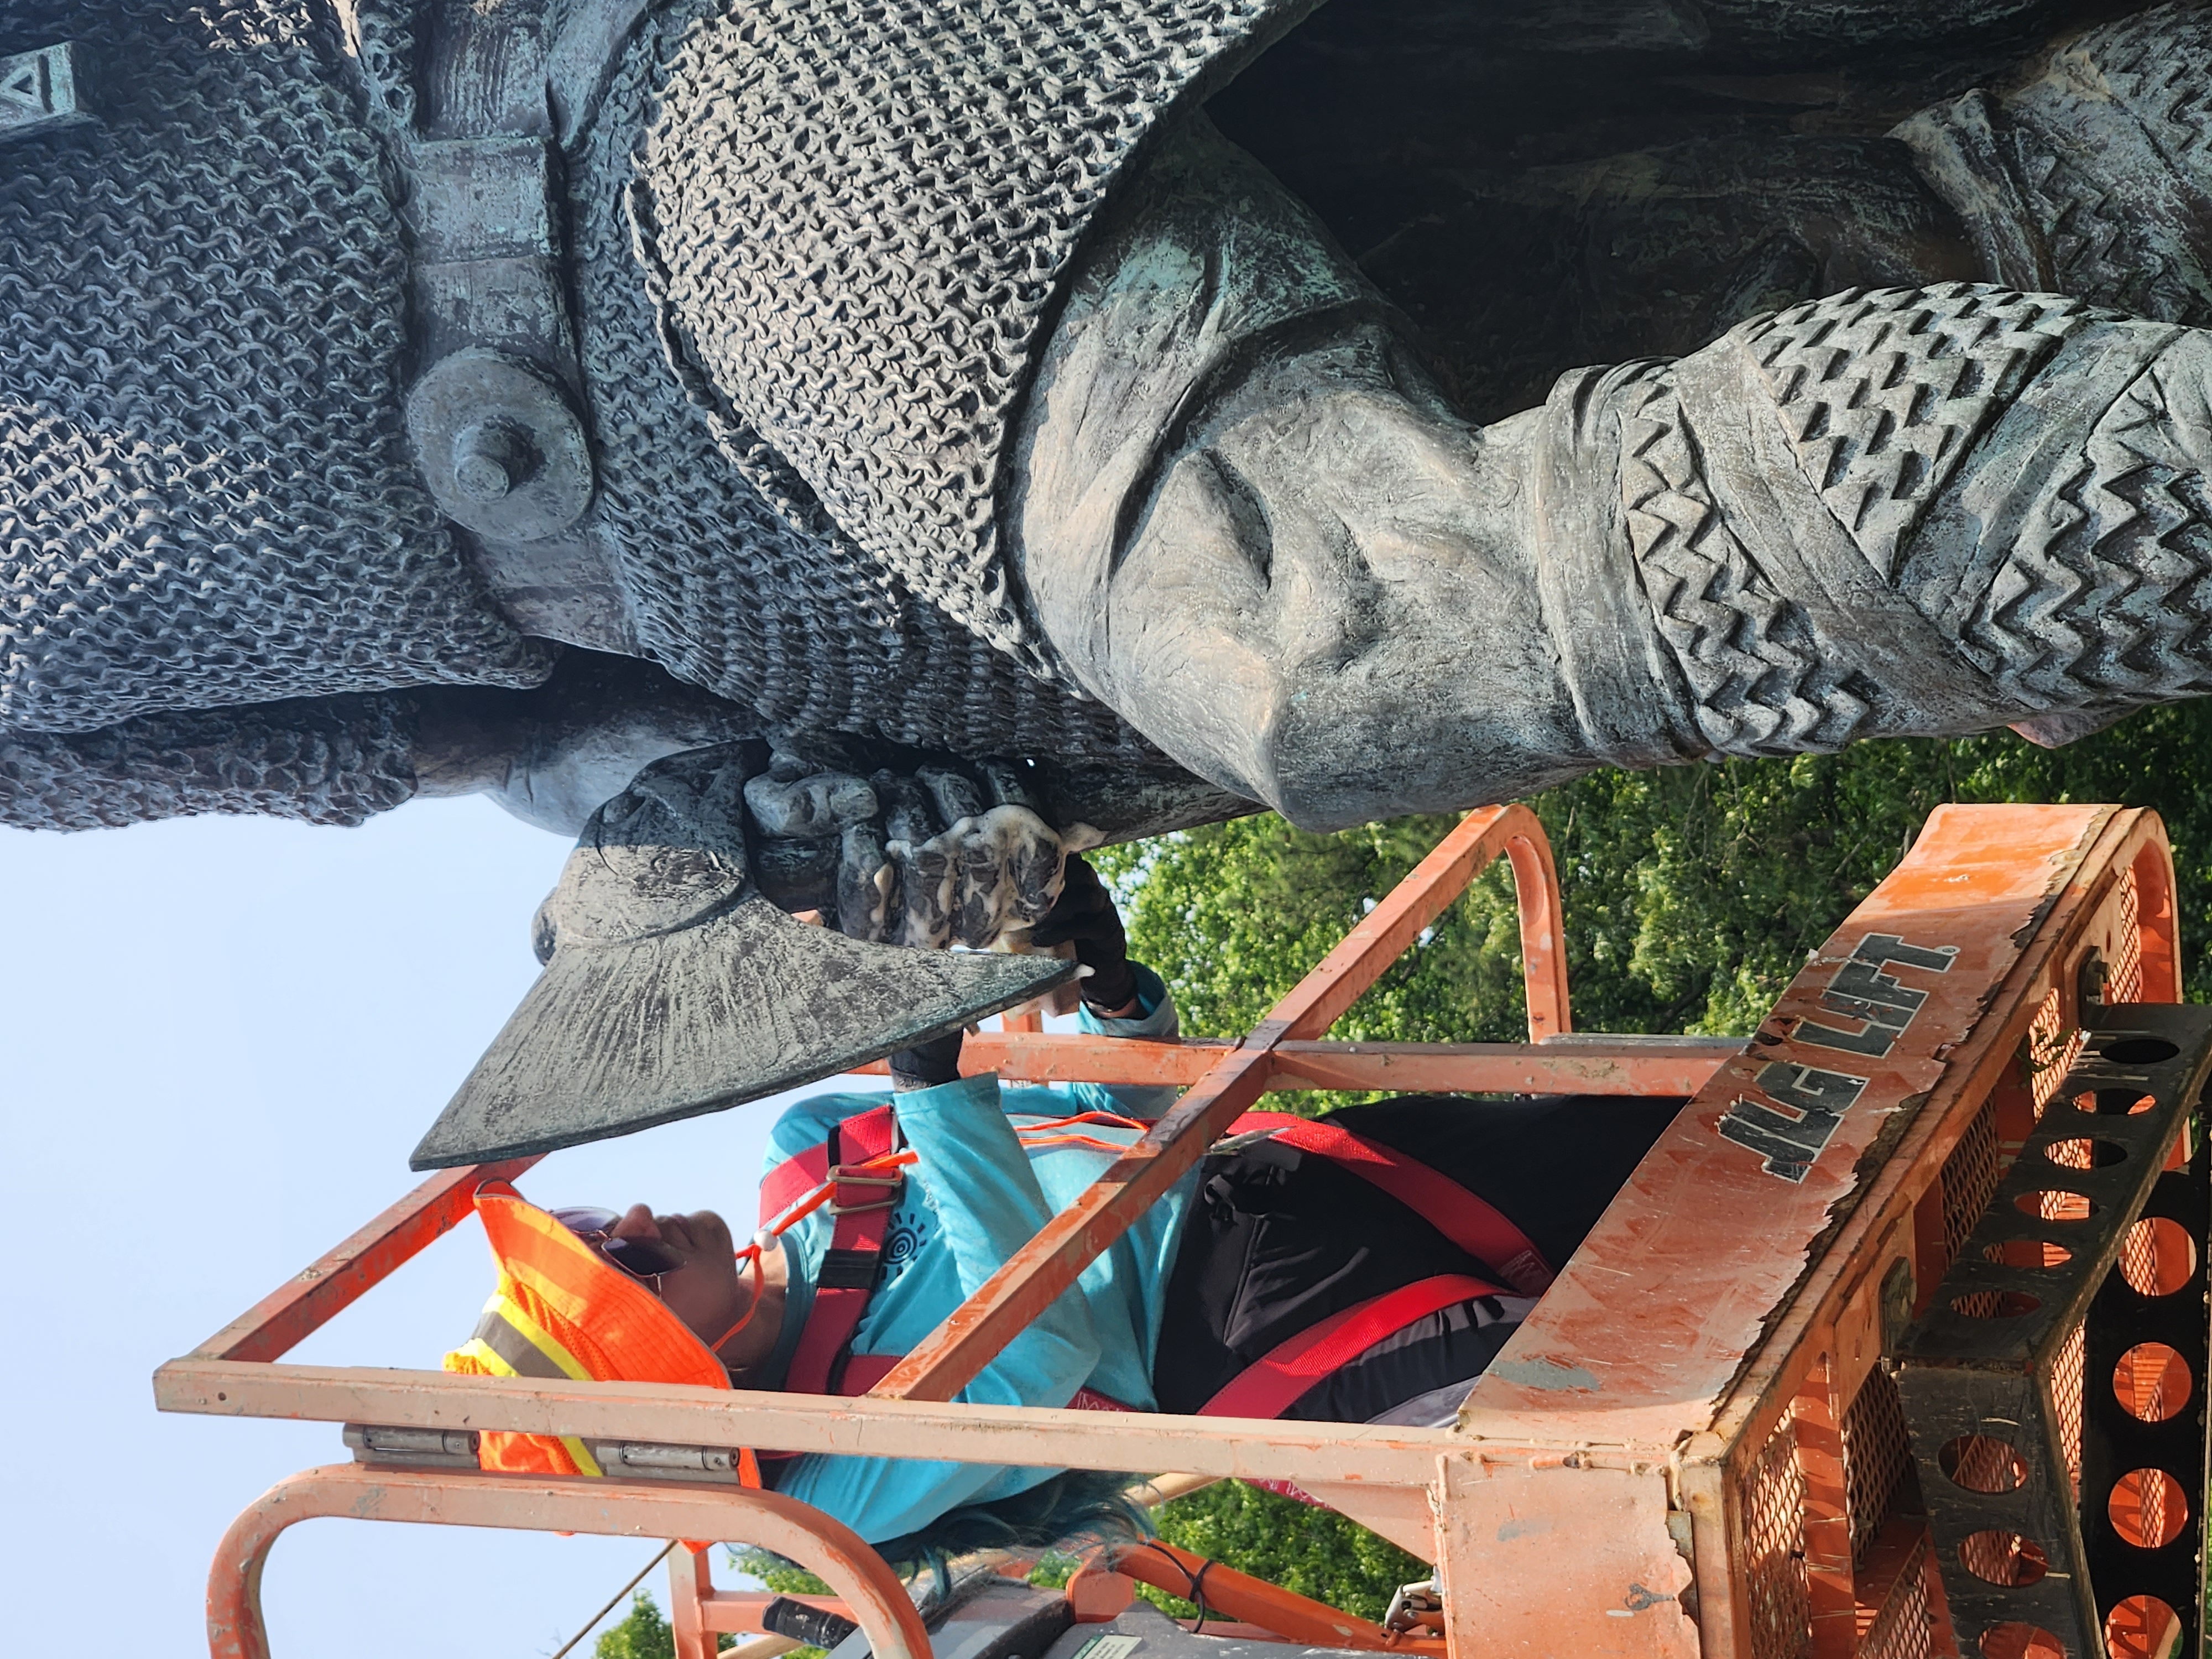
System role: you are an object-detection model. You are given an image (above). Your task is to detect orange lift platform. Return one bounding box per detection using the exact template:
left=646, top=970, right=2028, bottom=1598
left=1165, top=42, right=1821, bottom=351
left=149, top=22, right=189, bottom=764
left=156, top=802, right=2209, bottom=1659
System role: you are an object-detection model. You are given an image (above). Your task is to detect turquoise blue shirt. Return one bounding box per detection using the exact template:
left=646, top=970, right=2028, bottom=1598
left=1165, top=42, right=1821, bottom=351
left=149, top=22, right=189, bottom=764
left=757, top=968, right=1194, bottom=1543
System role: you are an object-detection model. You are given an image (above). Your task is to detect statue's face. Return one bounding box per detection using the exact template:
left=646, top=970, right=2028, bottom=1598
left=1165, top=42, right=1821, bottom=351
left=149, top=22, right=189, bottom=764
left=1020, top=340, right=1592, bottom=830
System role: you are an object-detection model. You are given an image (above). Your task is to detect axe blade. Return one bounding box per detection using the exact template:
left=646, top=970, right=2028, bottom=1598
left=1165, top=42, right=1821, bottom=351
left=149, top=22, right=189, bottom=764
left=409, top=894, right=1074, bottom=1169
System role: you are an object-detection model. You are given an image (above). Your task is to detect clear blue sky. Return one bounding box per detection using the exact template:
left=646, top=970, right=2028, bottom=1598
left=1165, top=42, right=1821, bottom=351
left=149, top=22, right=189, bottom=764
left=1, top=796, right=837, bottom=1655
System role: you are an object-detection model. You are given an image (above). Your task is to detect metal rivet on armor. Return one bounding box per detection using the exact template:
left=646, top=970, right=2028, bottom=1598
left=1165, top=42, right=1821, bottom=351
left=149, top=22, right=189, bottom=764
left=406, top=350, right=593, bottom=541
left=451, top=420, right=538, bottom=505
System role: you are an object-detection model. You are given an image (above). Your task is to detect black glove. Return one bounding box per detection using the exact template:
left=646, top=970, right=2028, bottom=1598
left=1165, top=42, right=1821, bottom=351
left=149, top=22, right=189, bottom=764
left=1027, top=854, right=1139, bottom=1014
left=890, top=1027, right=964, bottom=1091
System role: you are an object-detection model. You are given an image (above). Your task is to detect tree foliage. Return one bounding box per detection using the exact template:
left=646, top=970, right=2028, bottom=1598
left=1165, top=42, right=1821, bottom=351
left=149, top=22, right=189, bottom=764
left=1095, top=705, right=2212, bottom=1612
left=1146, top=1481, right=1428, bottom=1624
left=1094, top=705, right=2212, bottom=1048
left=594, top=1593, right=678, bottom=1659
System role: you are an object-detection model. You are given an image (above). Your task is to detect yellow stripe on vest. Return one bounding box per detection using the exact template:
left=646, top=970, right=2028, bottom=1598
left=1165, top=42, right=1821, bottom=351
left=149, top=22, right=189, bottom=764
left=451, top=1295, right=604, bottom=1478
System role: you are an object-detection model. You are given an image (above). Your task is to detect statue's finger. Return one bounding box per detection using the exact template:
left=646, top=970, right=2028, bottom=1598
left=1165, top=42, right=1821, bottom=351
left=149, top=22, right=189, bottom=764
left=950, top=815, right=1006, bottom=948
left=837, top=822, right=894, bottom=942
left=890, top=836, right=954, bottom=950
left=917, top=765, right=984, bottom=829
left=979, top=759, right=1040, bottom=811
left=872, top=769, right=937, bottom=847
left=943, top=806, right=1062, bottom=946
left=1000, top=809, right=1067, bottom=926
left=743, top=770, right=877, bottom=838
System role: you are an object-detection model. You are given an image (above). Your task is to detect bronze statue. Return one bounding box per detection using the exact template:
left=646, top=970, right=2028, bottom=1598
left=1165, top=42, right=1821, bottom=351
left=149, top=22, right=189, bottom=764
left=6, top=0, right=2211, bottom=1154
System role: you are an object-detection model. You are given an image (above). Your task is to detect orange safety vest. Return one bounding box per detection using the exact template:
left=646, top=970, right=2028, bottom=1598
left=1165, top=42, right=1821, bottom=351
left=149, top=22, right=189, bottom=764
left=443, top=1181, right=752, bottom=1481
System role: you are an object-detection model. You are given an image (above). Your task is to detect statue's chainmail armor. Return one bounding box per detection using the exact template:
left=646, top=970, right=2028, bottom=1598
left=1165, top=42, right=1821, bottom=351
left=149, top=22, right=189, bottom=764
left=625, top=0, right=1314, bottom=680
left=565, top=3, right=1166, bottom=760
left=1601, top=283, right=2212, bottom=753
left=0, top=0, right=552, bottom=740
left=0, top=0, right=1276, bottom=829
left=0, top=695, right=418, bottom=830
left=2000, top=4, right=2212, bottom=325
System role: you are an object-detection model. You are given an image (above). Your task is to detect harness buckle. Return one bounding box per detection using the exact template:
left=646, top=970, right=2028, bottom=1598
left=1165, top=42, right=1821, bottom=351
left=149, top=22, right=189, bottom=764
left=825, top=1166, right=904, bottom=1215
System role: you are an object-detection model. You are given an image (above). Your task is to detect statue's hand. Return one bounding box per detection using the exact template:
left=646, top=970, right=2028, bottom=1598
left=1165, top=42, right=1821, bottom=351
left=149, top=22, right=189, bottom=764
left=743, top=754, right=1095, bottom=949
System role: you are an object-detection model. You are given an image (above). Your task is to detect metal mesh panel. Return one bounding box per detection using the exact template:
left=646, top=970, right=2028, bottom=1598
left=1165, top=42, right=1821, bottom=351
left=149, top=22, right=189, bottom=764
left=1943, top=1097, right=2002, bottom=1262
left=2053, top=1318, right=2085, bottom=1500
left=2034, top=1143, right=2094, bottom=1501
left=2028, top=987, right=2084, bottom=1114
left=1746, top=1412, right=1814, bottom=1659
left=2118, top=1213, right=2161, bottom=1297
left=1842, top=1369, right=1914, bottom=1567
left=1943, top=1097, right=2006, bottom=1318
left=1853, top=1530, right=1933, bottom=1659
left=2107, top=867, right=2144, bottom=1005
left=1956, top=1526, right=2040, bottom=1587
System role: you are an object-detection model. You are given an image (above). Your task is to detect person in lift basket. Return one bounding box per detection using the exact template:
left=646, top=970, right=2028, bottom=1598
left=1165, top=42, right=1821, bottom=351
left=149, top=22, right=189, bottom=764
left=446, top=859, right=1680, bottom=1555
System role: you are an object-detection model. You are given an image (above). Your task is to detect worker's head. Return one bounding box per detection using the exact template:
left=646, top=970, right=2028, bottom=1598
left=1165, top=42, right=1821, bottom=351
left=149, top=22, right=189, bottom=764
left=557, top=1203, right=786, bottom=1378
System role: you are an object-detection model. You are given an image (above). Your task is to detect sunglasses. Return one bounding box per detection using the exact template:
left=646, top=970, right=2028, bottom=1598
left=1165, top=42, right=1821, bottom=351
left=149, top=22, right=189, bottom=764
left=550, top=1207, right=689, bottom=1280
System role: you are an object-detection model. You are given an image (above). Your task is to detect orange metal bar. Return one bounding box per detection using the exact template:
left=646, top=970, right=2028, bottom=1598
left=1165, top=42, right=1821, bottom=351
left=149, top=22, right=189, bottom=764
left=869, top=805, right=1536, bottom=1404
left=1256, top=804, right=1548, bottom=1046
left=155, top=1357, right=1457, bottom=1489
left=204, top=1464, right=928, bottom=1659
left=671, top=1547, right=719, bottom=1659
left=193, top=1157, right=538, bottom=1364
left=1502, top=817, right=1572, bottom=1040
left=669, top=1546, right=855, bottom=1653
left=1112, top=1540, right=1446, bottom=1655
left=1794, top=1359, right=1855, bottom=1659
left=853, top=1034, right=1737, bottom=1095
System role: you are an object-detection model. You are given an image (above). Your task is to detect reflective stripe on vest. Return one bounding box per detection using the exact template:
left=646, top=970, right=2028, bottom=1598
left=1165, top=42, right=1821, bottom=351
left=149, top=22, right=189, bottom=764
left=449, top=1289, right=606, bottom=1476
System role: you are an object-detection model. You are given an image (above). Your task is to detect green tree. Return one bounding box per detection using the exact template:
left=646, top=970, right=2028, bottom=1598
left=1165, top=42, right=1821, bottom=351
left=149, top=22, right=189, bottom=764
left=1146, top=1481, right=1427, bottom=1624
left=594, top=1592, right=676, bottom=1659
left=1096, top=705, right=2212, bottom=1051
left=592, top=1592, right=743, bottom=1658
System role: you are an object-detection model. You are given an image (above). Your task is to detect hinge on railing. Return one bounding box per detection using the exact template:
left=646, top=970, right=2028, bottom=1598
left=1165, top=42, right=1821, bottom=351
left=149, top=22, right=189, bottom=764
left=583, top=1441, right=747, bottom=1483
left=343, top=1423, right=481, bottom=1469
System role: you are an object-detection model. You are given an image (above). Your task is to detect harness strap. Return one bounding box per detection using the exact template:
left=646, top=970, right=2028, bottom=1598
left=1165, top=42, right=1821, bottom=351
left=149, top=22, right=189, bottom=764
left=771, top=1108, right=1535, bottom=1422
left=1227, top=1112, right=1553, bottom=1295
left=781, top=1104, right=901, bottom=1397
left=1197, top=1272, right=1504, bottom=1420
left=842, top=1275, right=1505, bottom=1422
left=760, top=1130, right=837, bottom=1227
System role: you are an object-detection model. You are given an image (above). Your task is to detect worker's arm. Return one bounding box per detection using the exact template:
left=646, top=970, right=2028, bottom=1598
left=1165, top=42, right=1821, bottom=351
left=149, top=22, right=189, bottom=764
left=1062, top=960, right=1180, bottom=1117
left=769, top=1072, right=1103, bottom=1543
left=1026, top=853, right=1185, bottom=1117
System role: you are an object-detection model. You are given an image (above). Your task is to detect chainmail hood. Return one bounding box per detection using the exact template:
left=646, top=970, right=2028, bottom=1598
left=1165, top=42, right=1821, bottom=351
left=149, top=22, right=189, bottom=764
left=618, top=0, right=1317, bottom=683
left=565, top=5, right=1164, bottom=760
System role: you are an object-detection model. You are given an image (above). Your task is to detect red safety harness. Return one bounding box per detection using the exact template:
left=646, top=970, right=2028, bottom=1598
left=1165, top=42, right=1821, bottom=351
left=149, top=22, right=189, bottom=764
left=757, top=1103, right=1549, bottom=1420
left=760, top=1103, right=904, bottom=1397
